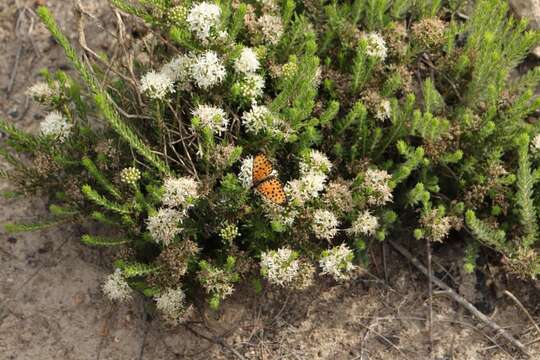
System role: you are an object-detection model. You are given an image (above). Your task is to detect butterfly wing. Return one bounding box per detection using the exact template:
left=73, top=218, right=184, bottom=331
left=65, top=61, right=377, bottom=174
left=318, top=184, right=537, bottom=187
left=252, top=153, right=274, bottom=184
left=256, top=178, right=287, bottom=205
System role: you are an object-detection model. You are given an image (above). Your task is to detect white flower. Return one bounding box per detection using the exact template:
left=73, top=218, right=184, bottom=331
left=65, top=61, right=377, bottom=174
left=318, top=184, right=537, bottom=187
left=363, top=168, right=393, bottom=206
left=285, top=172, right=327, bottom=206
left=262, top=200, right=299, bottom=227
left=162, top=177, right=199, bottom=208
left=26, top=81, right=55, bottom=101
left=319, top=244, right=356, bottom=281
left=374, top=99, right=391, bottom=121
left=260, top=247, right=300, bottom=286
left=191, top=51, right=226, bottom=89
left=242, top=104, right=274, bottom=134
left=238, top=156, right=254, bottom=188
left=186, top=2, right=221, bottom=42
left=161, top=54, right=193, bottom=84
left=239, top=73, right=265, bottom=101
left=364, top=32, right=387, bottom=61
left=299, top=149, right=332, bottom=175
left=532, top=134, right=540, bottom=152
left=350, top=210, right=379, bottom=236
left=40, top=111, right=72, bottom=142
left=102, top=269, right=132, bottom=302
left=257, top=14, right=283, bottom=45
left=147, top=208, right=184, bottom=246
left=192, top=104, right=229, bottom=135
left=312, top=209, right=339, bottom=240
left=155, top=287, right=190, bottom=324
left=234, top=47, right=260, bottom=74
left=140, top=70, right=175, bottom=99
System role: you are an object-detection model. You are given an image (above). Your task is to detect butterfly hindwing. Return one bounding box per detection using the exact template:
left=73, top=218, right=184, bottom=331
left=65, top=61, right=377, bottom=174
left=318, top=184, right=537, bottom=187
left=256, top=178, right=287, bottom=205
left=252, top=153, right=274, bottom=184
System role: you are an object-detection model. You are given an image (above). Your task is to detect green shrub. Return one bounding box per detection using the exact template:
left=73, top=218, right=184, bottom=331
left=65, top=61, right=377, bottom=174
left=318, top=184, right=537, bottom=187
left=1, top=0, right=539, bottom=323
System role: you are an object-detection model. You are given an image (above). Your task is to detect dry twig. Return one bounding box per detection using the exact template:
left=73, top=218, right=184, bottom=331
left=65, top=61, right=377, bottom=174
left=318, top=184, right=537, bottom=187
left=389, top=240, right=530, bottom=358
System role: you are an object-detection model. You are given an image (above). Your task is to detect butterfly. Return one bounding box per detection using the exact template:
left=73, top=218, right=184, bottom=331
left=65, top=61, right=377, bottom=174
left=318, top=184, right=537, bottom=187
left=252, top=153, right=287, bottom=205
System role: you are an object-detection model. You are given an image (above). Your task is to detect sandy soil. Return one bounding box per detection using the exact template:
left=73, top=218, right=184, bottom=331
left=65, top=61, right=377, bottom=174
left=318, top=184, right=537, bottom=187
left=1, top=1, right=539, bottom=359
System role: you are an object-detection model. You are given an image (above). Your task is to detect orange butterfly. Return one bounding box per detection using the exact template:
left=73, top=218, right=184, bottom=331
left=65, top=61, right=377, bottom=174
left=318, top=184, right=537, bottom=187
left=252, top=153, right=287, bottom=205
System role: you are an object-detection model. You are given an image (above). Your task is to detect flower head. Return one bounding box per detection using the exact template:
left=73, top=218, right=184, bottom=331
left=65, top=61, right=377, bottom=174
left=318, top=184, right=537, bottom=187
left=192, top=104, right=229, bottom=135
left=234, top=47, right=260, bottom=74
left=120, top=167, right=141, bottom=186
left=363, top=32, right=387, bottom=61
left=40, top=111, right=72, bottom=142
left=155, top=287, right=191, bottom=324
left=319, top=244, right=356, bottom=281
left=260, top=247, right=300, bottom=286
left=187, top=2, right=221, bottom=43
left=191, top=51, right=226, bottom=89
left=257, top=14, right=283, bottom=45
left=285, top=171, right=327, bottom=206
left=26, top=81, right=56, bottom=102
left=162, top=177, right=199, bottom=208
left=363, top=168, right=393, bottom=206
left=140, top=70, right=175, bottom=99
left=238, top=73, right=265, bottom=101
left=238, top=156, right=254, bottom=188
left=147, top=208, right=184, bottom=246
left=312, top=209, right=339, bottom=240
left=241, top=105, right=274, bottom=134
left=299, top=149, right=332, bottom=176
left=532, top=134, right=540, bottom=152
left=102, top=269, right=132, bottom=302
left=161, top=54, right=193, bottom=85
left=350, top=210, right=379, bottom=236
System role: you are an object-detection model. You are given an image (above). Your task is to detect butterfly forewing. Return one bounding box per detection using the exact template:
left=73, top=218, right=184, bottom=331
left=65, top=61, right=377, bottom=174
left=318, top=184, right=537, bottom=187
left=256, top=178, right=287, bottom=205
left=252, top=153, right=274, bottom=184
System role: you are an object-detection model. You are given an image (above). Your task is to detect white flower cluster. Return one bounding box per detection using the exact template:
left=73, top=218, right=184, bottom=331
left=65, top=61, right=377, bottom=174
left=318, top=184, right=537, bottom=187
left=241, top=105, right=274, bottom=134
left=147, top=208, right=184, bottom=246
left=285, top=149, right=332, bottom=206
left=161, top=54, right=193, bottom=84
left=363, top=168, right=393, bottom=206
left=285, top=172, right=327, bottom=206
left=234, top=47, right=260, bottom=75
left=532, top=134, right=540, bottom=152
left=26, top=81, right=55, bottom=102
left=299, top=149, right=332, bottom=175
left=191, top=50, right=227, bottom=89
left=40, top=111, right=72, bottom=142
left=238, top=73, right=265, bottom=101
left=257, top=14, right=283, bottom=45
left=350, top=210, right=379, bottom=236
left=319, top=244, right=356, bottom=281
left=238, top=156, right=254, bottom=188
left=155, top=287, right=190, bottom=324
left=364, top=32, right=388, bottom=61
left=102, top=269, right=132, bottom=302
left=420, top=209, right=454, bottom=242
left=374, top=99, right=392, bottom=121
left=312, top=209, right=339, bottom=241
left=186, top=2, right=221, bottom=43
left=192, top=104, right=229, bottom=135
left=162, top=177, right=199, bottom=208
left=140, top=70, right=175, bottom=100
left=260, top=247, right=300, bottom=286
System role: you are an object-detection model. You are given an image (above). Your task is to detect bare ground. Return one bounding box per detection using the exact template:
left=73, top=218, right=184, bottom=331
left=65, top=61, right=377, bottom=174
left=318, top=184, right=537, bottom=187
left=1, top=1, right=539, bottom=359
